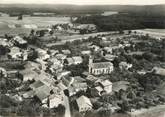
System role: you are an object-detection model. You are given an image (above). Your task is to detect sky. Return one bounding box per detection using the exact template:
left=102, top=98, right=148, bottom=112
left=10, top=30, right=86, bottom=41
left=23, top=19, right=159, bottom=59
left=0, top=0, right=165, bottom=5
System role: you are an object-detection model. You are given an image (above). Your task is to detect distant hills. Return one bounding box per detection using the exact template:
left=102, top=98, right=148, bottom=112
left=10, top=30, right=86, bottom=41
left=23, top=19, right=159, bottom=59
left=0, top=4, right=165, bottom=16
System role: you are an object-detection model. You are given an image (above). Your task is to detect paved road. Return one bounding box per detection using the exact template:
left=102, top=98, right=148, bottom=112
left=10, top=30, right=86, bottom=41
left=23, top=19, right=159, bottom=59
left=63, top=95, right=71, bottom=117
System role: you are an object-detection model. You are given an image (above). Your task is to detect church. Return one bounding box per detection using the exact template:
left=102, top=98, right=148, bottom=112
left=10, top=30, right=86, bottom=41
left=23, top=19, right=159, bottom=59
left=88, top=56, right=114, bottom=75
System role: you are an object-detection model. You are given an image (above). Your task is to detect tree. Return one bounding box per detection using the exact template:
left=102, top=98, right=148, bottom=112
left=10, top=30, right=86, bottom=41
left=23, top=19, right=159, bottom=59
left=49, top=30, right=54, bottom=35
left=128, top=30, right=132, bottom=35
left=30, top=29, right=35, bottom=35
left=120, top=100, right=130, bottom=112
left=27, top=49, right=38, bottom=61
left=18, top=14, right=23, bottom=20
left=56, top=104, right=65, bottom=117
left=39, top=30, right=45, bottom=37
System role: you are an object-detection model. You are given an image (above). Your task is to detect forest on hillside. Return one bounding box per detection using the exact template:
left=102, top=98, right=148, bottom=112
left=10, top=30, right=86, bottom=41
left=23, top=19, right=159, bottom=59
left=73, top=13, right=165, bottom=31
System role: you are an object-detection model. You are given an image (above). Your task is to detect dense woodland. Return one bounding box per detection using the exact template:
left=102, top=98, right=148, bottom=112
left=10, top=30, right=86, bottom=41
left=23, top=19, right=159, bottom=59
left=73, top=13, right=165, bottom=31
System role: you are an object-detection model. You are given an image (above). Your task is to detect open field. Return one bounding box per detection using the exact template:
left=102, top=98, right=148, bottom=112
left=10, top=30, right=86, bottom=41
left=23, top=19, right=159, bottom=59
left=134, top=29, right=165, bottom=38
left=0, top=16, right=70, bottom=35
left=128, top=105, right=165, bottom=117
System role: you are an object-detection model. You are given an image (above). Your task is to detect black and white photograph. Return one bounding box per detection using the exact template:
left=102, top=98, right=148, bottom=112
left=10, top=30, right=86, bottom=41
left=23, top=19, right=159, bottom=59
left=0, top=0, right=165, bottom=117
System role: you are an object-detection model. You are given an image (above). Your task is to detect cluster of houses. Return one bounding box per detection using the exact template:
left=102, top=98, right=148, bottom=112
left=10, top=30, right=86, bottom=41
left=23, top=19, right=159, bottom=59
left=0, top=34, right=134, bottom=112
left=1, top=30, right=165, bottom=116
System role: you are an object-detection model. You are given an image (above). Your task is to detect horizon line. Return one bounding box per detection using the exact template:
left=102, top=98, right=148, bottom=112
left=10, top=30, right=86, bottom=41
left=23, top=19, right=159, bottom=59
left=0, top=3, right=165, bottom=6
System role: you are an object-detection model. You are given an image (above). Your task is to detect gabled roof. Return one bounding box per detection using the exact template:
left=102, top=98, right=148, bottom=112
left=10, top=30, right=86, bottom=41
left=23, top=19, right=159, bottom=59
left=66, top=58, right=74, bottom=65
left=30, top=80, right=44, bottom=89
left=56, top=54, right=66, bottom=60
left=99, top=80, right=112, bottom=87
left=35, top=85, right=51, bottom=101
left=76, top=95, right=93, bottom=108
left=95, top=86, right=103, bottom=92
left=72, top=82, right=88, bottom=89
left=13, top=36, right=27, bottom=44
left=86, top=75, right=98, bottom=82
left=0, top=38, right=11, bottom=46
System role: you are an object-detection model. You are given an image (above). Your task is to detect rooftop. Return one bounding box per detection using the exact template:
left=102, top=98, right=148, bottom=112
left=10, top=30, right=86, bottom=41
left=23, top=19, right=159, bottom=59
left=76, top=95, right=92, bottom=108
left=91, top=62, right=113, bottom=69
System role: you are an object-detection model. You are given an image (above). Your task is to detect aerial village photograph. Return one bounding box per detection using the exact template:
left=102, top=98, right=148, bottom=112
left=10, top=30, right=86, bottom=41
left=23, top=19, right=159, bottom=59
left=0, top=0, right=165, bottom=117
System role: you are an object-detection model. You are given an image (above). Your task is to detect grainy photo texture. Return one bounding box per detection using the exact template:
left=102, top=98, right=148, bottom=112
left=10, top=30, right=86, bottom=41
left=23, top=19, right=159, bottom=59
left=0, top=0, right=165, bottom=117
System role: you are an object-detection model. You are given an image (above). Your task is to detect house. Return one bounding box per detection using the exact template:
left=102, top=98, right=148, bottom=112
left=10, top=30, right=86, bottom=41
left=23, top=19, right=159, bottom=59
left=12, top=94, right=23, bottom=102
left=91, top=86, right=104, bottom=97
left=57, top=82, right=68, bottom=91
left=62, top=77, right=74, bottom=88
left=49, top=50, right=59, bottom=56
left=66, top=56, right=83, bottom=65
left=62, top=49, right=71, bottom=55
left=12, top=36, right=27, bottom=48
left=89, top=56, right=114, bottom=75
left=81, top=50, right=91, bottom=55
left=47, top=94, right=64, bottom=108
left=0, top=38, right=12, bottom=47
left=77, top=24, right=97, bottom=33
left=73, top=56, right=83, bottom=64
left=119, top=62, right=132, bottom=70
left=36, top=48, right=50, bottom=60
left=21, top=90, right=35, bottom=98
left=8, top=47, right=22, bottom=59
left=6, top=70, right=22, bottom=80
left=50, top=64, right=63, bottom=74
left=66, top=58, right=74, bottom=65
left=64, top=76, right=87, bottom=97
left=104, top=47, right=113, bottom=54
left=36, top=59, right=47, bottom=71
left=56, top=71, right=71, bottom=80
left=0, top=67, right=7, bottom=77
left=24, top=61, right=41, bottom=71
left=56, top=54, right=67, bottom=61
left=72, top=82, right=88, bottom=92
left=35, top=85, right=52, bottom=104
left=103, top=54, right=117, bottom=61
left=152, top=67, right=165, bottom=76
left=49, top=58, right=63, bottom=74
left=86, top=75, right=99, bottom=83
left=76, top=95, right=93, bottom=112
left=98, top=80, right=113, bottom=94
left=20, top=69, right=39, bottom=81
